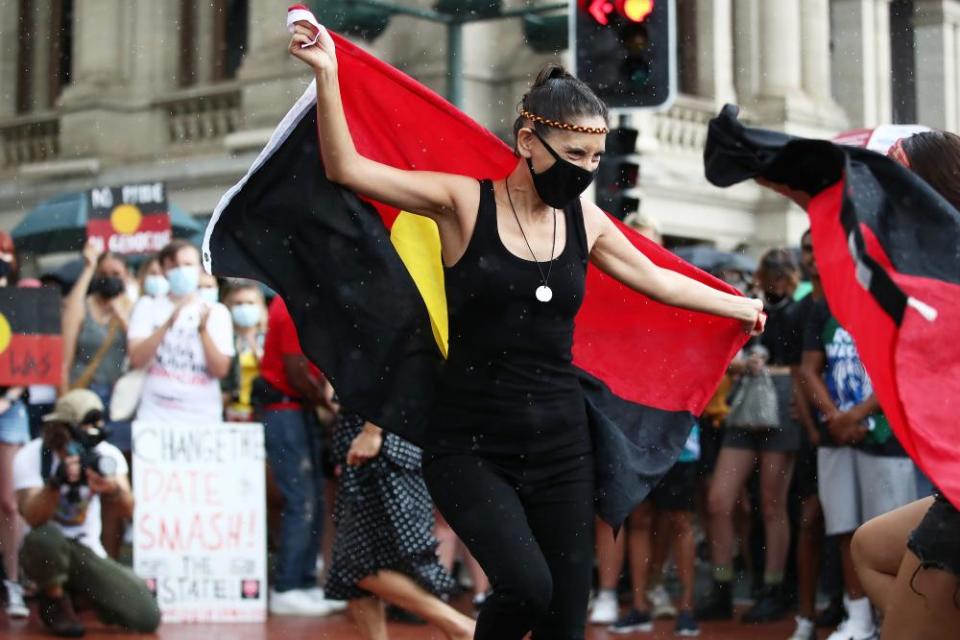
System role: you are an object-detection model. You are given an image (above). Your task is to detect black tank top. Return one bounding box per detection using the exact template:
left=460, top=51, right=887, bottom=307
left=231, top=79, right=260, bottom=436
left=429, top=179, right=592, bottom=457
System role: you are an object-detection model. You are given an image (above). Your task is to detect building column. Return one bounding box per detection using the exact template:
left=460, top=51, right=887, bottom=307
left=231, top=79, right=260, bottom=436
left=830, top=0, right=893, bottom=128
left=694, top=0, right=737, bottom=105
left=914, top=0, right=960, bottom=131
left=0, top=0, right=19, bottom=117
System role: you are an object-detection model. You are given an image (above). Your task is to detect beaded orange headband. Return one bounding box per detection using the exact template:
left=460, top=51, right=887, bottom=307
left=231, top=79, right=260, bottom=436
left=520, top=109, right=608, bottom=135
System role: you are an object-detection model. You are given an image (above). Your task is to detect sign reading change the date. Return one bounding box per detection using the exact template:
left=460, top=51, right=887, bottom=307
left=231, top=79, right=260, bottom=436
left=87, top=182, right=172, bottom=255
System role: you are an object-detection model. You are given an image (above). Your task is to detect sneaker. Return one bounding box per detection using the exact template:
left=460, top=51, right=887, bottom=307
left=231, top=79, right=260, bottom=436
left=825, top=618, right=878, bottom=640
left=609, top=608, right=653, bottom=634
left=674, top=610, right=701, bottom=637
left=817, top=596, right=845, bottom=628
left=789, top=616, right=817, bottom=640
left=648, top=584, right=677, bottom=619
left=37, top=594, right=85, bottom=637
left=303, top=587, right=348, bottom=612
left=4, top=580, right=29, bottom=619
left=588, top=590, right=619, bottom=624
left=694, top=581, right=732, bottom=621
left=269, top=588, right=339, bottom=616
left=741, top=584, right=789, bottom=623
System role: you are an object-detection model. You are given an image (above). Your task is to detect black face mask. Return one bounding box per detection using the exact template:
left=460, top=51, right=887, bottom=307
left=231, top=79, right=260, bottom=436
left=764, top=291, right=788, bottom=307
left=526, top=130, right=596, bottom=209
left=90, top=276, right=125, bottom=299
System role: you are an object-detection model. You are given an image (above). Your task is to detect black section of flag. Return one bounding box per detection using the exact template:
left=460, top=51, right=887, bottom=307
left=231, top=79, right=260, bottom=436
left=206, top=110, right=441, bottom=446
left=0, top=288, right=60, bottom=335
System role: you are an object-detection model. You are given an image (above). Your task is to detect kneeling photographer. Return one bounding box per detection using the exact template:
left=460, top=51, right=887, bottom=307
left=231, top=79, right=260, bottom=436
left=12, top=389, right=160, bottom=637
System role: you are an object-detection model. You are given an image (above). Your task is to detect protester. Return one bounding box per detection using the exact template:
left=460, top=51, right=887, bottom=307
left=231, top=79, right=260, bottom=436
left=800, top=283, right=916, bottom=640
left=622, top=211, right=662, bottom=245
left=0, top=231, right=29, bottom=618
left=13, top=390, right=159, bottom=636
left=222, top=280, right=266, bottom=422
left=135, top=255, right=168, bottom=299
left=325, top=413, right=473, bottom=639
left=698, top=249, right=802, bottom=624
left=258, top=295, right=343, bottom=615
left=127, top=240, right=234, bottom=423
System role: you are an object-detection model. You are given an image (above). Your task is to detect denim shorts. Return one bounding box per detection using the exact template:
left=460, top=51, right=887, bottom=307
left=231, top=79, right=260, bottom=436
left=0, top=400, right=31, bottom=445
left=908, top=493, right=960, bottom=577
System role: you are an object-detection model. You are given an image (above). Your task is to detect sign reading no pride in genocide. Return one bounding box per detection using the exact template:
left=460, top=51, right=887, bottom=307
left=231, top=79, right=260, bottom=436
left=87, top=182, right=172, bottom=255
left=133, top=421, right=267, bottom=623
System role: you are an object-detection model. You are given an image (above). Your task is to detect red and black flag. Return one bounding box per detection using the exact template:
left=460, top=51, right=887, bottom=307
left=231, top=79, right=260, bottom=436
left=87, top=183, right=172, bottom=256
left=705, top=104, right=960, bottom=509
left=203, top=6, right=747, bottom=526
left=0, top=288, right=62, bottom=387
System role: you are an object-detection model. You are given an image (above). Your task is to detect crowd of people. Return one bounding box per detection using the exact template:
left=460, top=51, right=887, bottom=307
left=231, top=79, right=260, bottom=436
left=0, top=202, right=943, bottom=640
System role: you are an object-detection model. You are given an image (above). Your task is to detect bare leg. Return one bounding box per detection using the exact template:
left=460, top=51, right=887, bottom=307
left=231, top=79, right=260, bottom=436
left=434, top=510, right=458, bottom=572
left=0, top=443, right=22, bottom=581
left=707, top=448, right=757, bottom=569
left=758, top=451, right=796, bottom=576
left=596, top=518, right=626, bottom=592
left=461, top=542, right=490, bottom=598
left=880, top=549, right=960, bottom=640
left=839, top=533, right=866, bottom=599
left=648, top=509, right=671, bottom=587
left=667, top=511, right=696, bottom=612
left=626, top=502, right=654, bottom=611
left=796, top=494, right=824, bottom=619
left=348, top=597, right=389, bottom=640
left=358, top=570, right=475, bottom=640
left=852, top=496, right=934, bottom=615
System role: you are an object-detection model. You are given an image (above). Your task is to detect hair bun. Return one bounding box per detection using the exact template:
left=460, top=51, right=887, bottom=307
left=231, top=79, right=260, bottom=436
left=533, top=63, right=572, bottom=88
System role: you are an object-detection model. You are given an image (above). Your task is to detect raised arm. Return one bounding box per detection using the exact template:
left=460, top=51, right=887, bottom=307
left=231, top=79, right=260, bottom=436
left=61, top=242, right=100, bottom=391
left=583, top=201, right=763, bottom=332
left=288, top=21, right=476, bottom=223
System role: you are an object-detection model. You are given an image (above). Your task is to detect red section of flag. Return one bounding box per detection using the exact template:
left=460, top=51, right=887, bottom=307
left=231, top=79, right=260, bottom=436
left=0, top=333, right=62, bottom=387
left=331, top=33, right=746, bottom=414
left=87, top=213, right=172, bottom=255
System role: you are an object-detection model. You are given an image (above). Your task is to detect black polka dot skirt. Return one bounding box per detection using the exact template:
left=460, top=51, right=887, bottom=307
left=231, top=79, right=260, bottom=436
left=325, top=413, right=457, bottom=601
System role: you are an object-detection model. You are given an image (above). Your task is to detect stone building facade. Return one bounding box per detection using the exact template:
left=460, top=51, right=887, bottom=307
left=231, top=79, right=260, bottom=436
left=0, top=0, right=958, bottom=256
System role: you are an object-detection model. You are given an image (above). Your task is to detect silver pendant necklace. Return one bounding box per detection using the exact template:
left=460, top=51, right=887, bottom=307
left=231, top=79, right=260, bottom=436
left=505, top=176, right=556, bottom=303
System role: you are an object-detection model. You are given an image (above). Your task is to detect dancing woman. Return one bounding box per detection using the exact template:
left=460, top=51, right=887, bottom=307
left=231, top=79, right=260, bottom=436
left=287, top=20, right=763, bottom=639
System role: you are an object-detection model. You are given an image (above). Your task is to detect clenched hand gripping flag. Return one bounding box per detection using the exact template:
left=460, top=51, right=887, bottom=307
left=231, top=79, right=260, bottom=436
left=705, top=105, right=960, bottom=510
left=202, top=6, right=747, bottom=527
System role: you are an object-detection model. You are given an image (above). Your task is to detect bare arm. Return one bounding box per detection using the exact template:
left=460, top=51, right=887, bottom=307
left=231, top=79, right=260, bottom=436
left=127, top=315, right=174, bottom=370
left=289, top=22, right=476, bottom=225
left=61, top=245, right=100, bottom=390
left=89, top=471, right=134, bottom=520
left=583, top=202, right=763, bottom=329
left=799, top=350, right=837, bottom=418
left=792, top=368, right=820, bottom=444
left=282, top=354, right=325, bottom=406
left=197, top=307, right=231, bottom=379
left=17, top=486, right=61, bottom=528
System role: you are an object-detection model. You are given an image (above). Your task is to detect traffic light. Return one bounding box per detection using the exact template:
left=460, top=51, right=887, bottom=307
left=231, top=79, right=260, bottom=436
left=575, top=0, right=675, bottom=109
left=311, top=0, right=391, bottom=41
left=595, top=127, right=639, bottom=219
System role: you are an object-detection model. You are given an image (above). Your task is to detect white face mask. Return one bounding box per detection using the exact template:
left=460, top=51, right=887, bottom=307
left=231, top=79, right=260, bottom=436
left=166, top=265, right=200, bottom=297
left=198, top=287, right=219, bottom=305
left=143, top=275, right=170, bottom=298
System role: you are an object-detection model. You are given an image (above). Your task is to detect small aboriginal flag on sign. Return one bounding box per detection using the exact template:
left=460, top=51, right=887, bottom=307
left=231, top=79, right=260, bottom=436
left=0, top=288, right=61, bottom=387
left=87, top=183, right=172, bottom=256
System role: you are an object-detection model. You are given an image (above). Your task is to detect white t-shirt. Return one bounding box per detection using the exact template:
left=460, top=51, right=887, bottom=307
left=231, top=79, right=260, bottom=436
left=127, top=295, right=234, bottom=423
left=13, top=438, right=129, bottom=558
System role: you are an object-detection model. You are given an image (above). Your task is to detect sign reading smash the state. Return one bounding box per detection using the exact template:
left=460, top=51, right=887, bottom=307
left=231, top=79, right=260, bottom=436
left=132, top=421, right=266, bottom=623
left=87, top=183, right=172, bottom=255
left=0, top=288, right=61, bottom=386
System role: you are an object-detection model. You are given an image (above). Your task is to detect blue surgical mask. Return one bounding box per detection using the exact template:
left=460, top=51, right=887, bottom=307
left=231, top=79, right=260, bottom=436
left=143, top=275, right=170, bottom=298
left=199, top=287, right=219, bottom=305
left=166, top=266, right=200, bottom=297
left=231, top=303, right=261, bottom=328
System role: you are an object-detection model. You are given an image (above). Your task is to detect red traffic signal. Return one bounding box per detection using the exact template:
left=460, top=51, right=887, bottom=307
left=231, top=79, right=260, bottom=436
left=581, top=0, right=654, bottom=26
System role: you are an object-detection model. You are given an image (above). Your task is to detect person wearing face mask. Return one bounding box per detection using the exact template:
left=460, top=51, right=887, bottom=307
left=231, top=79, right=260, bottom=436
left=198, top=271, right=221, bottom=306
left=127, top=240, right=234, bottom=425
left=135, top=255, right=170, bottom=300
left=287, top=20, right=765, bottom=638
left=697, top=249, right=804, bottom=625
left=222, top=280, right=266, bottom=422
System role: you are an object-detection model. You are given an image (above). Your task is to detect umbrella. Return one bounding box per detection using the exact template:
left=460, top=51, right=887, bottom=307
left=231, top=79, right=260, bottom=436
left=673, top=244, right=756, bottom=274
left=833, top=124, right=931, bottom=154
left=12, top=192, right=203, bottom=255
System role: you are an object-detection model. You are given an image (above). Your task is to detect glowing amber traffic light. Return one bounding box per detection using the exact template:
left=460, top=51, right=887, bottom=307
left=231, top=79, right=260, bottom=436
left=618, top=0, right=654, bottom=23
left=582, top=0, right=654, bottom=25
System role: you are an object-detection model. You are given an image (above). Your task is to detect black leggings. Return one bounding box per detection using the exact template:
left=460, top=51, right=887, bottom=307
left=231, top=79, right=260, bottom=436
left=423, top=451, right=594, bottom=640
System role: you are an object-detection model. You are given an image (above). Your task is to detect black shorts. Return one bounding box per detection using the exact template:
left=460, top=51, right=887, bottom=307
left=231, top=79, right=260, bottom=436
left=907, top=493, right=960, bottom=577
left=648, top=461, right=697, bottom=512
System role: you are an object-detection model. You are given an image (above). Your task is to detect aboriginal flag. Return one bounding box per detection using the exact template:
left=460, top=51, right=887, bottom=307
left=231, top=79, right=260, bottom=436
left=0, top=288, right=62, bottom=387
left=203, top=6, right=747, bottom=526
left=705, top=104, right=960, bottom=510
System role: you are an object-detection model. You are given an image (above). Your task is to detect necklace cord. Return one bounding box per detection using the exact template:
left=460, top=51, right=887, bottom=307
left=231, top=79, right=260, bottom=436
left=504, top=176, right=557, bottom=287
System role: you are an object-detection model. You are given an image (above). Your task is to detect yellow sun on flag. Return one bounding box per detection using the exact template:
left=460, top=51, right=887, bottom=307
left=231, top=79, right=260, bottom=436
left=110, top=204, right=143, bottom=235
left=0, top=313, right=11, bottom=355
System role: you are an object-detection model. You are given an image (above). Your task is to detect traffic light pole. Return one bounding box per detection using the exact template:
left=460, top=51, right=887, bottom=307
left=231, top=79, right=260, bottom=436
left=351, top=1, right=568, bottom=107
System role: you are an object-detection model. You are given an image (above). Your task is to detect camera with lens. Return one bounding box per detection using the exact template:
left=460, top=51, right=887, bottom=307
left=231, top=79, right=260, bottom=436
left=45, top=408, right=117, bottom=500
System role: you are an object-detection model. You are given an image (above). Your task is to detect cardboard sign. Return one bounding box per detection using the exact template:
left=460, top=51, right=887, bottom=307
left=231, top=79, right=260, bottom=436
left=0, top=288, right=62, bottom=386
left=132, top=421, right=267, bottom=623
left=87, top=183, right=172, bottom=255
